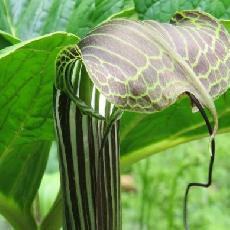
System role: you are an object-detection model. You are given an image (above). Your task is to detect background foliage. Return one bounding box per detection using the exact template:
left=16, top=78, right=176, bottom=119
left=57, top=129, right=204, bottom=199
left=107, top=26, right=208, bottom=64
left=122, top=133, right=230, bottom=230
left=0, top=0, right=230, bottom=229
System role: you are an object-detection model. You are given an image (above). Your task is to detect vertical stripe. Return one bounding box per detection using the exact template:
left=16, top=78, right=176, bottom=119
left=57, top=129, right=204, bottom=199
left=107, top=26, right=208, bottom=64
left=54, top=90, right=72, bottom=229
left=106, top=132, right=113, bottom=228
left=75, top=109, right=90, bottom=229
left=108, top=132, right=115, bottom=229
left=82, top=115, right=95, bottom=229
left=55, top=90, right=80, bottom=229
left=69, top=101, right=85, bottom=230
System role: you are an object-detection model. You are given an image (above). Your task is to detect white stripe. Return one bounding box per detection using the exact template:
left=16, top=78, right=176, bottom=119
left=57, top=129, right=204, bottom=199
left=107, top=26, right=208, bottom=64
left=114, top=122, right=120, bottom=228
left=69, top=101, right=86, bottom=230
left=99, top=93, right=106, bottom=116
left=91, top=85, right=96, bottom=109
left=108, top=132, right=115, bottom=229
left=82, top=116, right=96, bottom=229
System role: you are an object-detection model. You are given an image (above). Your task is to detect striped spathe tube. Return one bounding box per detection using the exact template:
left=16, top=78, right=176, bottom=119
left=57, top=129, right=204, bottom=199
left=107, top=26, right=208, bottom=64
left=54, top=47, right=121, bottom=230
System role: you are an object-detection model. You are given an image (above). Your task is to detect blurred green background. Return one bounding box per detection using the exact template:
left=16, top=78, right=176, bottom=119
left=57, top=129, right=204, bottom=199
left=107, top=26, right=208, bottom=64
left=122, top=133, right=230, bottom=230
left=1, top=133, right=230, bottom=230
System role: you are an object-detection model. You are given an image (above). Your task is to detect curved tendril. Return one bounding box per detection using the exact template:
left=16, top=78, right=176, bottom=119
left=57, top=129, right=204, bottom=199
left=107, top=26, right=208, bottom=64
left=184, top=93, right=215, bottom=230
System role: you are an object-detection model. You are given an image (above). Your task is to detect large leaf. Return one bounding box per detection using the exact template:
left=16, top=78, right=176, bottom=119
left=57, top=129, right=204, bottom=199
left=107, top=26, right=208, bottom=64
left=0, top=0, right=131, bottom=40
left=0, top=32, right=78, bottom=228
left=0, top=30, right=20, bottom=49
left=134, top=0, right=230, bottom=21
left=221, top=19, right=230, bottom=33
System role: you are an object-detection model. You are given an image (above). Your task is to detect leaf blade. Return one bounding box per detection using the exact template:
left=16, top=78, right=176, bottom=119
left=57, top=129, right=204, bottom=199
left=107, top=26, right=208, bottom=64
left=0, top=30, right=20, bottom=49
left=0, top=0, right=131, bottom=40
left=120, top=90, right=230, bottom=166
left=0, top=32, right=78, bottom=227
left=134, top=0, right=230, bottom=21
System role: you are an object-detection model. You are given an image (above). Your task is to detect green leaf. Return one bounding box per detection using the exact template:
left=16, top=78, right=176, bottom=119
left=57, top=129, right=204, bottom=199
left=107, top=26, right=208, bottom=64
left=134, top=0, right=230, bottom=21
left=120, top=89, right=230, bottom=167
left=0, top=142, right=49, bottom=230
left=110, top=0, right=139, bottom=20
left=66, top=0, right=130, bottom=38
left=221, top=19, right=230, bottom=33
left=0, top=32, right=78, bottom=228
left=0, top=30, right=20, bottom=49
left=0, top=0, right=131, bottom=40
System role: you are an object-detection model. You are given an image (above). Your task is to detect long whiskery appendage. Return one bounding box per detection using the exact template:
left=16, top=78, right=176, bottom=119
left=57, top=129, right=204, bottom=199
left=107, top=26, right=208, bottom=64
left=183, top=93, right=215, bottom=230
